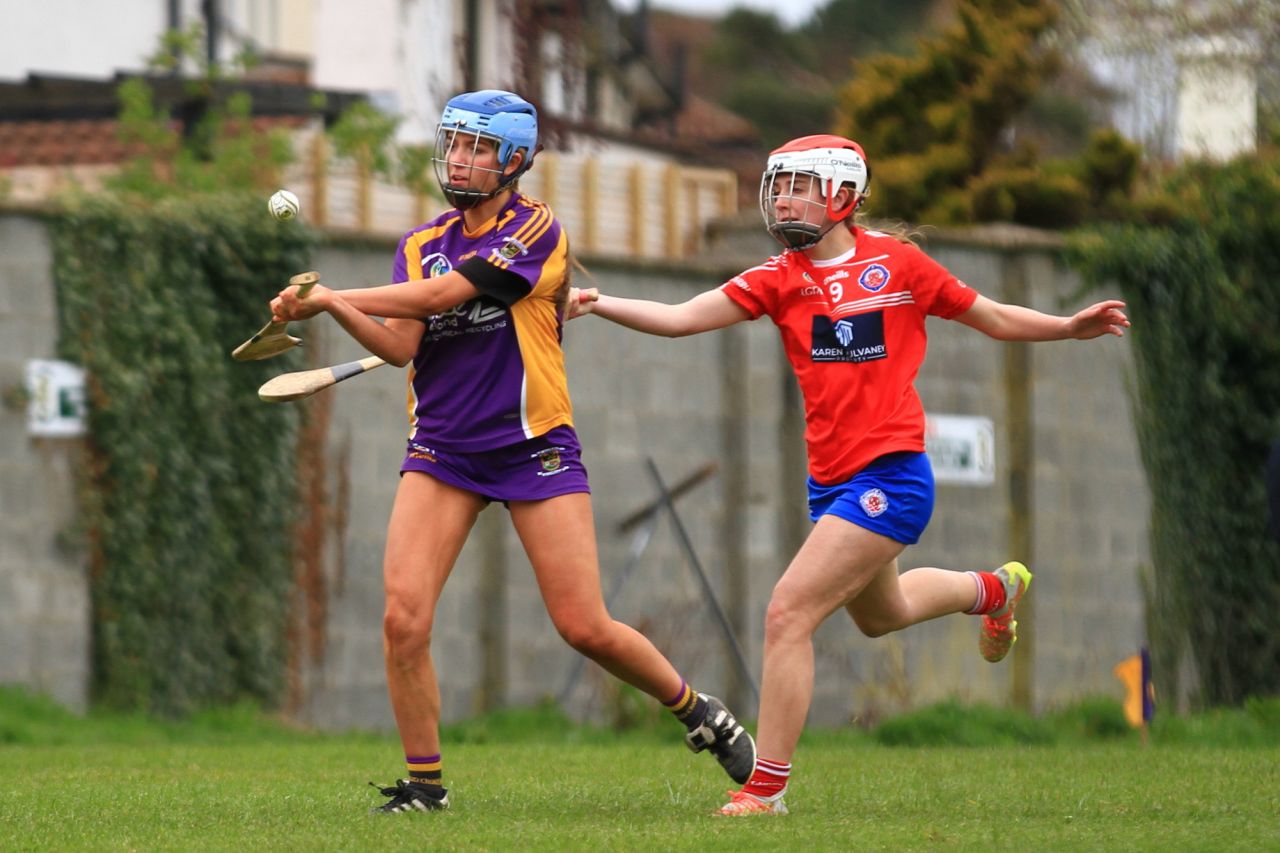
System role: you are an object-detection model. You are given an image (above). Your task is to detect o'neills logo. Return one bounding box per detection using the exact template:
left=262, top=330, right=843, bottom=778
left=823, top=269, right=850, bottom=285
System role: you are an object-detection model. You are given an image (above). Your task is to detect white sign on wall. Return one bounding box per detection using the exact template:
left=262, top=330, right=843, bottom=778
left=25, top=359, right=87, bottom=437
left=925, top=414, right=995, bottom=486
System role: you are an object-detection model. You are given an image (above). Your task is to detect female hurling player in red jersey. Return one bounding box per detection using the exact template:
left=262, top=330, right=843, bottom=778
left=271, top=90, right=755, bottom=814
left=567, top=134, right=1130, bottom=816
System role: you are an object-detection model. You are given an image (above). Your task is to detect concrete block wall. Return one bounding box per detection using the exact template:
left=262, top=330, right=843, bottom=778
left=0, top=211, right=1149, bottom=729
left=0, top=212, right=91, bottom=712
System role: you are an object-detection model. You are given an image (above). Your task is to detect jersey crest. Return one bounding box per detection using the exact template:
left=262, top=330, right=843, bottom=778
left=858, top=263, right=890, bottom=293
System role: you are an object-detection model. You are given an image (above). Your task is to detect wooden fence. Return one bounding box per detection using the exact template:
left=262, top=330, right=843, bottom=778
left=287, top=134, right=738, bottom=260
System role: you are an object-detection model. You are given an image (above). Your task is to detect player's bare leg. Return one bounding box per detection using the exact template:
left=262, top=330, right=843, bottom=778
left=720, top=518, right=901, bottom=815
left=844, top=563, right=978, bottom=637
left=512, top=492, right=680, bottom=694
left=848, top=557, right=1031, bottom=661
left=376, top=472, right=484, bottom=812
left=511, top=492, right=755, bottom=784
left=723, top=518, right=1031, bottom=815
left=758, top=518, right=905, bottom=761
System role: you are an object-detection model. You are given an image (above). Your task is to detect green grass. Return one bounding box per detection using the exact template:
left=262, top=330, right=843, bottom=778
left=2, top=689, right=1277, bottom=851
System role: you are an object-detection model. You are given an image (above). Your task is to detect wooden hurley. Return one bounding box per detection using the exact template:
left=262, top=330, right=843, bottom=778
left=258, top=355, right=387, bottom=403
left=231, top=271, right=320, bottom=361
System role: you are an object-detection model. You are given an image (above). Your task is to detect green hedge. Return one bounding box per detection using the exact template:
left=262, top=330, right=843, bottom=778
left=1068, top=155, right=1280, bottom=707
left=51, top=194, right=314, bottom=715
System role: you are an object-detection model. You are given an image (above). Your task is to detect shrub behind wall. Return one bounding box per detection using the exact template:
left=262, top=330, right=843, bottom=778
left=52, top=194, right=312, bottom=715
left=1068, top=155, right=1280, bottom=708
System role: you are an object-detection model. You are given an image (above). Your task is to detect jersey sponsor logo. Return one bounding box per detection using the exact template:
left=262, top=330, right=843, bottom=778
left=834, top=320, right=857, bottom=346
left=859, top=488, right=889, bottom=517
left=858, top=263, right=890, bottom=293
left=425, top=300, right=509, bottom=339
left=800, top=284, right=823, bottom=297
left=822, top=269, right=850, bottom=286
left=810, top=312, right=887, bottom=363
left=422, top=253, right=452, bottom=278
left=729, top=275, right=751, bottom=291
left=434, top=300, right=506, bottom=324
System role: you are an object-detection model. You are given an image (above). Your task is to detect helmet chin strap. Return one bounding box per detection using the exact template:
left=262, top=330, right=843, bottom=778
left=770, top=221, right=826, bottom=251
left=442, top=185, right=492, bottom=210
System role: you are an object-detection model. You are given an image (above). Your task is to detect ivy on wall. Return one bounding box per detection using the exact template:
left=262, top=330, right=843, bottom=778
left=51, top=194, right=314, bottom=715
left=1068, top=154, right=1280, bottom=708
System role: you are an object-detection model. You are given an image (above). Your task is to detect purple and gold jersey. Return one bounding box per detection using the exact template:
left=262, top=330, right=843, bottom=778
left=392, top=192, right=572, bottom=451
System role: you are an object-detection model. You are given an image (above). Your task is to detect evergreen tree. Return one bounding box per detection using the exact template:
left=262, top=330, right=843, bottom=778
left=833, top=0, right=1061, bottom=224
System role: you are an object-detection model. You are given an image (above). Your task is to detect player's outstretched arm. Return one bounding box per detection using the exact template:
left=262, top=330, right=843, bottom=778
left=955, top=294, right=1130, bottom=342
left=568, top=287, right=750, bottom=337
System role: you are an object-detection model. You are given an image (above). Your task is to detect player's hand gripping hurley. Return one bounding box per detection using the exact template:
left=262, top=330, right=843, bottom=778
left=231, top=271, right=320, bottom=360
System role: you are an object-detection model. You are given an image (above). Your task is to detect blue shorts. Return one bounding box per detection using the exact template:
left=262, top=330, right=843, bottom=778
left=807, top=451, right=935, bottom=545
left=400, top=425, right=591, bottom=503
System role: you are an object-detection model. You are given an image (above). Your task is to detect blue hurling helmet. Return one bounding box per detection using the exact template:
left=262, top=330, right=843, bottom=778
left=433, top=90, right=539, bottom=209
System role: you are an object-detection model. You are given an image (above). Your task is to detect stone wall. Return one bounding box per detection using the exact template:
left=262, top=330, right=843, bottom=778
left=0, top=212, right=91, bottom=711
left=0, top=211, right=1149, bottom=729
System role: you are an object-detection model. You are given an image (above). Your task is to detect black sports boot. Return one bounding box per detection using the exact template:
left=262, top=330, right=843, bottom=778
left=369, top=779, right=450, bottom=813
left=683, top=694, right=757, bottom=784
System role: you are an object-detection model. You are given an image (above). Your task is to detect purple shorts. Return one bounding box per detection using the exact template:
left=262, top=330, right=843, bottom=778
left=400, top=425, right=591, bottom=503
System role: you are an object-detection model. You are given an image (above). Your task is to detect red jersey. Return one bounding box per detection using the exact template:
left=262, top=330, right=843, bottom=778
left=720, top=227, right=978, bottom=484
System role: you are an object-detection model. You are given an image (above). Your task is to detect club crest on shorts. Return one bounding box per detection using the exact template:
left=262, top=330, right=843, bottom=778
left=859, top=487, right=889, bottom=517
left=533, top=446, right=567, bottom=476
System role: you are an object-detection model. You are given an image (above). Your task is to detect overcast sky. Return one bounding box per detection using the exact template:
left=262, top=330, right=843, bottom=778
left=616, top=0, right=827, bottom=28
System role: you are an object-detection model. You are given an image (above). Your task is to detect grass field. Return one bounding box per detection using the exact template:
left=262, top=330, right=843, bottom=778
left=2, top=690, right=1277, bottom=851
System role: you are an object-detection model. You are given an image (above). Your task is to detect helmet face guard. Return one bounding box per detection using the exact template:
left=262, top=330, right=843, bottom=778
left=433, top=90, right=538, bottom=210
left=759, top=136, right=870, bottom=251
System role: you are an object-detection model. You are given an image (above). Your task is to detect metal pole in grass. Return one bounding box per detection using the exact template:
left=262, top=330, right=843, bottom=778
left=646, top=457, right=760, bottom=705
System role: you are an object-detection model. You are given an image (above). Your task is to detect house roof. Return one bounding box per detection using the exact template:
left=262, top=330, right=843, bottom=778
left=0, top=115, right=310, bottom=167
left=0, top=72, right=357, bottom=168
left=639, top=10, right=762, bottom=151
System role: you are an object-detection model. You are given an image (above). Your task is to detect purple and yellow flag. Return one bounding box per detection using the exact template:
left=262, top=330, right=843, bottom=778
left=1114, top=647, right=1155, bottom=727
